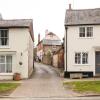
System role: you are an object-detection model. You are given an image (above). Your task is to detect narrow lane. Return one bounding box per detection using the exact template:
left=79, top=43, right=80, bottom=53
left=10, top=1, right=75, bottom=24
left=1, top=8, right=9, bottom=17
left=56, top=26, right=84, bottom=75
left=10, top=62, right=80, bottom=98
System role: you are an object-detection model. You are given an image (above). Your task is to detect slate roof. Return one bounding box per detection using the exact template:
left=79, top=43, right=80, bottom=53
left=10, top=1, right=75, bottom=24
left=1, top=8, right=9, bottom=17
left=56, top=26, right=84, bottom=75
left=37, top=31, right=61, bottom=46
left=0, top=19, right=32, bottom=28
left=0, top=19, right=34, bottom=41
left=65, top=8, right=100, bottom=26
left=42, top=39, right=61, bottom=45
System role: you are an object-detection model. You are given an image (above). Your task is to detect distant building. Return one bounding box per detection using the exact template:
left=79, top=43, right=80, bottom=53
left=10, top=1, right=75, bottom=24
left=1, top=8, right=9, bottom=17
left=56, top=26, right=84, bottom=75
left=53, top=45, right=64, bottom=68
left=37, top=30, right=61, bottom=64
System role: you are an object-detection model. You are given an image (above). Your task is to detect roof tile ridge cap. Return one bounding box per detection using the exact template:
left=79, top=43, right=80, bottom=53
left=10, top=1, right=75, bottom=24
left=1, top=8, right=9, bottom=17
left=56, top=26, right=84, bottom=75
left=67, top=8, right=100, bottom=11
left=0, top=19, right=33, bottom=21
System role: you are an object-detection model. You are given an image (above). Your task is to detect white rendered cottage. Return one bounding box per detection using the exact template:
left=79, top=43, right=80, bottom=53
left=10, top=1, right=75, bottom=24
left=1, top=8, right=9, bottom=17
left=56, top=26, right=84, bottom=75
left=64, top=5, right=100, bottom=78
left=0, top=17, right=34, bottom=80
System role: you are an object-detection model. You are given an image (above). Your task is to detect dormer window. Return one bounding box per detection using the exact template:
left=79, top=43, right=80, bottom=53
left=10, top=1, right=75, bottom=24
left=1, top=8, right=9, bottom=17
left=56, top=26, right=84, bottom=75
left=79, top=27, right=93, bottom=37
left=0, top=29, right=9, bottom=46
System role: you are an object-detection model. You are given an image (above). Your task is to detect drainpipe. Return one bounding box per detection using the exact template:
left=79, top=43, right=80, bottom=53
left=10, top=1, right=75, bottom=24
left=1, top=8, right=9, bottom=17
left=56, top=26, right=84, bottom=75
left=64, top=26, right=68, bottom=77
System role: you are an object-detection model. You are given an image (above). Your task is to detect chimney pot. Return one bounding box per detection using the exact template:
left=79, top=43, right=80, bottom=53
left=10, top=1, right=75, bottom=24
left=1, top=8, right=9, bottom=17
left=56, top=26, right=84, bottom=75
left=45, top=29, right=49, bottom=37
left=69, top=4, right=72, bottom=10
left=38, top=34, right=40, bottom=43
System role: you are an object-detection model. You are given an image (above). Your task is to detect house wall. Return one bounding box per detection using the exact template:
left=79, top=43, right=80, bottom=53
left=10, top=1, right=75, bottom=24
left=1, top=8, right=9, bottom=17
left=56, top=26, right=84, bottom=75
left=58, top=48, right=64, bottom=68
left=43, top=45, right=61, bottom=54
left=53, top=54, right=58, bottom=67
left=0, top=28, right=30, bottom=79
left=53, top=48, right=64, bottom=68
left=28, top=33, right=34, bottom=77
left=42, top=45, right=61, bottom=65
left=66, top=25, right=100, bottom=76
left=37, top=42, right=43, bottom=61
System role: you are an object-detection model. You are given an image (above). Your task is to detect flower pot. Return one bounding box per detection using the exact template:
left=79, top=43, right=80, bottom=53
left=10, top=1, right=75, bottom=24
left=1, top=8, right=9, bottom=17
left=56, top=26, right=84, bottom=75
left=13, top=73, right=21, bottom=81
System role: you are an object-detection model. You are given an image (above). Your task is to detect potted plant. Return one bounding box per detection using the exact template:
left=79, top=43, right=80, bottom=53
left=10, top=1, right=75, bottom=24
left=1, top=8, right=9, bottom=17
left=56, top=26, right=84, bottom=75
left=13, top=73, right=21, bottom=81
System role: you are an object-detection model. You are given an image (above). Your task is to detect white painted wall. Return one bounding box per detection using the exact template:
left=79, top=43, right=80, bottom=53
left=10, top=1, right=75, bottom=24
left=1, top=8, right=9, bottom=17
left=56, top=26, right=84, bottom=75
left=0, top=28, right=33, bottom=79
left=67, top=25, right=100, bottom=75
left=28, top=34, right=34, bottom=77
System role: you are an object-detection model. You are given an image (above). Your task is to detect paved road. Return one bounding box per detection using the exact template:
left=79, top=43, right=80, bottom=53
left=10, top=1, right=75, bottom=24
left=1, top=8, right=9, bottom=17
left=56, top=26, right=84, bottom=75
left=10, top=62, right=79, bottom=98
left=1, top=62, right=100, bottom=100
left=9, top=62, right=80, bottom=98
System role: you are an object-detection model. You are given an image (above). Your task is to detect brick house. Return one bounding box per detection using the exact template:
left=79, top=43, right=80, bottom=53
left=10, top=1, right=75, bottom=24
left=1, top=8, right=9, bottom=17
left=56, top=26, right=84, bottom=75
left=53, top=46, right=64, bottom=68
left=37, top=30, right=61, bottom=64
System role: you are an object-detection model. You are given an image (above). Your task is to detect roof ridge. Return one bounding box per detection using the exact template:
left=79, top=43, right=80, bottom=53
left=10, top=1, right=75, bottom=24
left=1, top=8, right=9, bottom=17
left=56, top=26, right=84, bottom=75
left=67, top=8, right=100, bottom=11
left=1, top=19, right=33, bottom=21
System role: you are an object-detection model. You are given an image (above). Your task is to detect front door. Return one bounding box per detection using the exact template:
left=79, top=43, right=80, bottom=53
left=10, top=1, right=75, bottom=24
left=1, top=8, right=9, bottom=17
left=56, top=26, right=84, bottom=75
left=95, top=52, right=100, bottom=74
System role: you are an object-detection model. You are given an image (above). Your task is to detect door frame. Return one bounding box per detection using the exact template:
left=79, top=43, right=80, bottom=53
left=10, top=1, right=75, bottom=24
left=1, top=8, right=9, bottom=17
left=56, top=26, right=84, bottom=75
left=95, top=51, right=100, bottom=75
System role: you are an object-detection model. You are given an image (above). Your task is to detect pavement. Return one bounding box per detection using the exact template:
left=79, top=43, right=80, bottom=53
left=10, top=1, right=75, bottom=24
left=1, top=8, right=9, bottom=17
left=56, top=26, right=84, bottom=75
left=1, top=62, right=100, bottom=100
left=1, top=96, right=100, bottom=100
left=10, top=62, right=81, bottom=98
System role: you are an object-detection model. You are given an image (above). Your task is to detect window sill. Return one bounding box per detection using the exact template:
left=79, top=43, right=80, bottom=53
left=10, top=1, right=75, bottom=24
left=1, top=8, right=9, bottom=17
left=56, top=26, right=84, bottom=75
left=0, top=73, right=13, bottom=75
left=78, top=37, right=94, bottom=39
left=0, top=46, right=10, bottom=49
left=74, top=64, right=90, bottom=66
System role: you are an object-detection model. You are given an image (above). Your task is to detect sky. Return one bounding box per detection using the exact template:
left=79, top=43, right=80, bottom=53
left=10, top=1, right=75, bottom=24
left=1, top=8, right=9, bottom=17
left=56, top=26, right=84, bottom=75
left=0, top=0, right=100, bottom=45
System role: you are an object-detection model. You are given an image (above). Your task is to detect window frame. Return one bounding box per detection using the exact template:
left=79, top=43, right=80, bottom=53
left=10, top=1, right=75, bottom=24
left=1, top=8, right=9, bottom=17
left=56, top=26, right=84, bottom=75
left=0, top=29, right=9, bottom=47
left=87, top=27, right=93, bottom=37
left=75, top=52, right=88, bottom=65
left=75, top=52, right=81, bottom=64
left=0, top=55, right=12, bottom=73
left=79, top=27, right=93, bottom=38
left=79, top=27, right=85, bottom=37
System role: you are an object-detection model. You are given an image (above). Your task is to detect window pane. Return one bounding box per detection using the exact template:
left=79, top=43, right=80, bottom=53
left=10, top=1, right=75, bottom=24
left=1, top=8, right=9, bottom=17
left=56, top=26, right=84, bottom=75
left=79, top=27, right=85, bottom=37
left=0, top=64, right=5, bottom=73
left=6, top=64, right=12, bottom=72
left=6, top=56, right=12, bottom=73
left=82, top=52, right=88, bottom=64
left=6, top=56, right=12, bottom=64
left=0, top=30, right=5, bottom=37
left=0, top=30, right=8, bottom=46
left=75, top=53, right=81, bottom=64
left=0, top=55, right=12, bottom=73
left=4, top=38, right=8, bottom=45
left=4, top=30, right=8, bottom=37
left=1, top=38, right=5, bottom=45
left=87, top=27, right=93, bottom=37
left=0, top=56, right=5, bottom=63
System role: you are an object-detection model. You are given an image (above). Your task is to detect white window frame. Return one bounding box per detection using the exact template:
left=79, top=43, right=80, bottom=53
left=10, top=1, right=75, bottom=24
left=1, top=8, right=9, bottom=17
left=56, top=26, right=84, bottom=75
left=0, top=55, right=12, bottom=73
left=75, top=52, right=88, bottom=65
left=87, top=27, right=93, bottom=37
left=79, top=27, right=85, bottom=37
left=79, top=27, right=93, bottom=38
left=75, top=52, right=81, bottom=64
left=0, top=29, right=9, bottom=47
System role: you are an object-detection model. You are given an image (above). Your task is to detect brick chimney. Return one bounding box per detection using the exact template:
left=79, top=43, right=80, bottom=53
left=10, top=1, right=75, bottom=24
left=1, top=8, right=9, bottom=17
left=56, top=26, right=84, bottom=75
left=69, top=4, right=72, bottom=10
left=38, top=33, right=40, bottom=43
left=45, top=29, right=49, bottom=37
